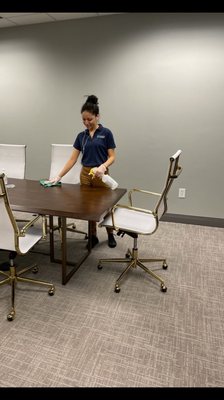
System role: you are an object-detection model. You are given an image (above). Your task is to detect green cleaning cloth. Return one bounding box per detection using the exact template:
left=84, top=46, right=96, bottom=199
left=40, top=179, right=62, bottom=188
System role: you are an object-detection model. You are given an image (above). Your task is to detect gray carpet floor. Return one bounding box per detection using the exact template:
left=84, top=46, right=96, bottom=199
left=0, top=218, right=224, bottom=387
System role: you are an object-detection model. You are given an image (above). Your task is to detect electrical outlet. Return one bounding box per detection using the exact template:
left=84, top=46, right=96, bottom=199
left=178, top=188, right=186, bottom=198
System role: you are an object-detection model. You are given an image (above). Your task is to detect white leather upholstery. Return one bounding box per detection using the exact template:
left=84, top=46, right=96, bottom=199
left=0, top=175, right=43, bottom=254
left=18, top=227, right=43, bottom=254
left=0, top=174, right=55, bottom=322
left=100, top=207, right=157, bottom=235
left=0, top=144, right=26, bottom=179
left=0, top=195, right=16, bottom=250
left=49, top=144, right=82, bottom=184
left=99, top=150, right=182, bottom=236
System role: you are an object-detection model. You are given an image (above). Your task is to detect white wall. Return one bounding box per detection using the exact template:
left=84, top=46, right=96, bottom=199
left=0, top=13, right=223, bottom=218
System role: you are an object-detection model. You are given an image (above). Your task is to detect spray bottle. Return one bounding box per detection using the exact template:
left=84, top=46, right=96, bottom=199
left=89, top=168, right=118, bottom=190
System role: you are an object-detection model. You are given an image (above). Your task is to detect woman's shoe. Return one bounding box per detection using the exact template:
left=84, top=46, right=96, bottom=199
left=108, top=233, right=117, bottom=248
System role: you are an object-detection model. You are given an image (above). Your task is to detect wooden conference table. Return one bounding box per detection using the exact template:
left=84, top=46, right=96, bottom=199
left=8, top=178, right=126, bottom=285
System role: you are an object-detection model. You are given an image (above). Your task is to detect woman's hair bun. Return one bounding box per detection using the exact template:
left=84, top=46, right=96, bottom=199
left=86, top=95, right=98, bottom=105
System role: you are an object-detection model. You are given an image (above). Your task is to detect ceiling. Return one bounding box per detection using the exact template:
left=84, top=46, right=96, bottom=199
left=0, top=13, right=120, bottom=29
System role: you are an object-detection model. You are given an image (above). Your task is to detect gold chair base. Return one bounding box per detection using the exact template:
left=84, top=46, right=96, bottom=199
left=0, top=264, right=55, bottom=321
left=55, top=218, right=88, bottom=239
left=98, top=247, right=167, bottom=293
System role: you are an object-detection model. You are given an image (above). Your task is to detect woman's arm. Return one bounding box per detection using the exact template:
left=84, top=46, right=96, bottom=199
left=94, top=148, right=116, bottom=177
left=49, top=148, right=80, bottom=183
left=103, top=148, right=116, bottom=169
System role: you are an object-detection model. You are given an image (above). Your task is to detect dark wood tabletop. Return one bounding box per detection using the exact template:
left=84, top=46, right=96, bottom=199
left=8, top=178, right=127, bottom=221
left=7, top=178, right=127, bottom=284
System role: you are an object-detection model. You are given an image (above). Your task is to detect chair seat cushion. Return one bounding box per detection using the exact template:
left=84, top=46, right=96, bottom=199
left=19, top=226, right=43, bottom=254
left=99, top=207, right=157, bottom=235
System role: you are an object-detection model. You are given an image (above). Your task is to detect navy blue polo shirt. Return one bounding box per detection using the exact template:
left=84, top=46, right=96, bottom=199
left=73, top=124, right=116, bottom=167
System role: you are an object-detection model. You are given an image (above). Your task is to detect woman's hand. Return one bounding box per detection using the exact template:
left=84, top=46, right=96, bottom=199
left=94, top=164, right=106, bottom=178
left=45, top=175, right=61, bottom=184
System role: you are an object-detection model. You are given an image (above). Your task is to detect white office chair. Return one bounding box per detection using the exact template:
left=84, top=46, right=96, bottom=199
left=0, top=143, right=26, bottom=179
left=49, top=144, right=88, bottom=238
left=0, top=143, right=28, bottom=223
left=50, top=143, right=82, bottom=184
left=98, top=150, right=182, bottom=293
left=0, top=173, right=55, bottom=321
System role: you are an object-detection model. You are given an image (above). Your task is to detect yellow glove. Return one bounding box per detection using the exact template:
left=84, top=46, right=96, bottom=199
left=89, top=168, right=97, bottom=178
left=89, top=164, right=106, bottom=179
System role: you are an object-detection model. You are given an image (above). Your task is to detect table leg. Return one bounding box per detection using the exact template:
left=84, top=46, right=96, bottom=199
left=61, top=216, right=67, bottom=284
left=49, top=215, right=55, bottom=262
left=49, top=217, right=91, bottom=285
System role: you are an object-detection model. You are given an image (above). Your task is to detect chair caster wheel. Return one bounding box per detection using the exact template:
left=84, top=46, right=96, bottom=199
left=48, top=287, right=55, bottom=296
left=7, top=311, right=15, bottom=321
left=32, top=266, right=39, bottom=273
left=162, top=262, right=168, bottom=269
left=85, top=234, right=88, bottom=240
left=97, top=264, right=103, bottom=270
left=161, top=283, right=167, bottom=292
left=125, top=253, right=130, bottom=258
left=114, top=285, right=120, bottom=293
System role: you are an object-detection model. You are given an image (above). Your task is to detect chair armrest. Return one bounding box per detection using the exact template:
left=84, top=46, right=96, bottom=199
left=19, top=215, right=47, bottom=238
left=42, top=215, right=47, bottom=239
left=128, top=188, right=161, bottom=207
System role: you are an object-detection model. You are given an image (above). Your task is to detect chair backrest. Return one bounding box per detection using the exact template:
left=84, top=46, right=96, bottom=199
left=0, top=174, right=19, bottom=251
left=155, top=150, right=182, bottom=221
left=49, top=144, right=82, bottom=184
left=0, top=144, right=26, bottom=179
